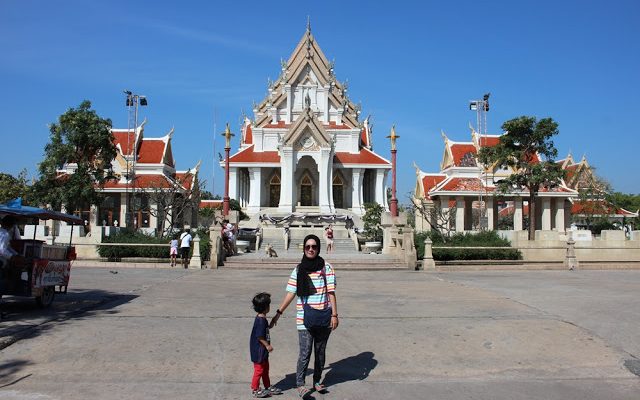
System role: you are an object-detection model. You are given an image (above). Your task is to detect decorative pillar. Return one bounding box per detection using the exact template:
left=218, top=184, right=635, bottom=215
left=455, top=196, right=465, bottom=232
left=247, top=167, right=262, bottom=214
left=542, top=197, right=552, bottom=230
left=440, top=195, right=450, bottom=233
left=279, top=148, right=294, bottom=213
left=351, top=168, right=364, bottom=215
left=555, top=198, right=565, bottom=232
left=486, top=197, right=495, bottom=230
left=374, top=169, right=385, bottom=208
left=222, top=123, right=234, bottom=216
left=386, top=125, right=399, bottom=216
left=319, top=148, right=331, bottom=213
left=514, top=198, right=523, bottom=231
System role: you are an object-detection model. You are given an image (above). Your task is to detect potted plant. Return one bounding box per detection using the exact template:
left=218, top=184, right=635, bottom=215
left=362, top=202, right=383, bottom=253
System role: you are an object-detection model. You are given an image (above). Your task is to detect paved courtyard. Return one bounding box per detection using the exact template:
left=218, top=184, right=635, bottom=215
left=0, top=267, right=639, bottom=399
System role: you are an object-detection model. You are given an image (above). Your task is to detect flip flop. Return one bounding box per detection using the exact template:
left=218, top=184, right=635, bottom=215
left=314, top=383, right=327, bottom=393
left=297, top=386, right=311, bottom=398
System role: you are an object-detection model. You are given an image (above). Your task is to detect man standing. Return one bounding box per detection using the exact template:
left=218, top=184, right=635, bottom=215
left=1, top=216, right=23, bottom=319
left=179, top=228, right=193, bottom=269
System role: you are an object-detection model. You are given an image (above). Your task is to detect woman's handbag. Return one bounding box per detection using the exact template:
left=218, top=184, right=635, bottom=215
left=302, top=269, right=332, bottom=329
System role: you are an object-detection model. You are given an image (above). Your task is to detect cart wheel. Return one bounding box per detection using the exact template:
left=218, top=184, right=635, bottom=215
left=36, top=287, right=55, bottom=308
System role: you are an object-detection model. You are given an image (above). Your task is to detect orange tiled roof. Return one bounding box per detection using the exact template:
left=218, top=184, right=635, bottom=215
left=200, top=200, right=223, bottom=209
left=137, top=139, right=166, bottom=164
left=479, top=136, right=500, bottom=147
left=102, top=174, right=173, bottom=189
left=112, top=130, right=135, bottom=156
left=360, top=128, right=368, bottom=147
left=244, top=125, right=253, bottom=145
left=229, top=145, right=280, bottom=163
left=450, top=144, right=477, bottom=166
left=438, top=177, right=491, bottom=192
left=334, top=148, right=390, bottom=165
left=421, top=175, right=446, bottom=199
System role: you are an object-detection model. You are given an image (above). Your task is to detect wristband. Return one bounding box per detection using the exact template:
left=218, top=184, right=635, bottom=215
left=331, top=314, right=338, bottom=317
left=276, top=309, right=283, bottom=315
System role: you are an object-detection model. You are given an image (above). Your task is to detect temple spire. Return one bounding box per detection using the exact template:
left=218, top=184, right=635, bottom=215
left=307, top=15, right=311, bottom=33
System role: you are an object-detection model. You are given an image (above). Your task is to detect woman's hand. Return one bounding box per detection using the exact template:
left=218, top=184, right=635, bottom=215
left=330, top=315, right=339, bottom=330
left=269, top=314, right=280, bottom=328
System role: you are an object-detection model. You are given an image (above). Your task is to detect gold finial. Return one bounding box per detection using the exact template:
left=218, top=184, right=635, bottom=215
left=386, top=125, right=400, bottom=150
left=222, top=123, right=235, bottom=148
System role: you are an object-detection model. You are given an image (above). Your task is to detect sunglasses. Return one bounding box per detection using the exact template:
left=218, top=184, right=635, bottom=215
left=304, top=244, right=318, bottom=251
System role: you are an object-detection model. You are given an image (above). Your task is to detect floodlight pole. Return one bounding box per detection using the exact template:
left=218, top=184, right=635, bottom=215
left=124, top=91, right=147, bottom=228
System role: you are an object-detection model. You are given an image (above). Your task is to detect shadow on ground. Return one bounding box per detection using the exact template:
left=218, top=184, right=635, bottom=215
left=0, top=289, right=138, bottom=351
left=274, top=351, right=377, bottom=397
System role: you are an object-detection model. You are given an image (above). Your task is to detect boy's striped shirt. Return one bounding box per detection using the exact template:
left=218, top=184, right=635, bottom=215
left=286, top=263, right=336, bottom=330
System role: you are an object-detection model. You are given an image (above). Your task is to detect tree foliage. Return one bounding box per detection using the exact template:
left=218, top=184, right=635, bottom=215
left=34, top=101, right=116, bottom=210
left=362, top=202, right=384, bottom=241
left=478, top=116, right=565, bottom=239
left=0, top=170, right=31, bottom=204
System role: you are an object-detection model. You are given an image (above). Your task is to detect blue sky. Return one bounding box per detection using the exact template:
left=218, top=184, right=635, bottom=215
left=1, top=0, right=639, bottom=200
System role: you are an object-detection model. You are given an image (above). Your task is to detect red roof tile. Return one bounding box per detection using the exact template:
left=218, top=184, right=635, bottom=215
left=438, top=177, right=489, bottom=192
left=422, top=175, right=446, bottom=199
left=137, top=139, right=166, bottom=164
left=244, top=125, right=253, bottom=145
left=229, top=145, right=280, bottom=163
left=327, top=121, right=352, bottom=129
left=450, top=144, right=477, bottom=166
left=479, top=136, right=500, bottom=147
left=334, top=148, right=390, bottom=165
left=112, top=130, right=135, bottom=155
left=200, top=200, right=223, bottom=209
left=102, top=175, right=173, bottom=189
left=360, top=128, right=368, bottom=146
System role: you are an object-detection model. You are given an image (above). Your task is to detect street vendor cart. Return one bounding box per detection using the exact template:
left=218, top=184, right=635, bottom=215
left=0, top=199, right=81, bottom=308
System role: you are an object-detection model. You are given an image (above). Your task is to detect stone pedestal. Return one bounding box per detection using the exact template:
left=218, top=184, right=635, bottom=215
left=422, top=238, right=436, bottom=270
left=189, top=235, right=202, bottom=269
left=564, top=238, right=579, bottom=271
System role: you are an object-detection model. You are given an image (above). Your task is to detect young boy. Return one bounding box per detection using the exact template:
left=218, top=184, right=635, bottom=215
left=250, top=292, right=282, bottom=398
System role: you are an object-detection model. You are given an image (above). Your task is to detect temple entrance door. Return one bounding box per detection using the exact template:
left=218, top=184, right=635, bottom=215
left=300, top=174, right=313, bottom=206
left=332, top=174, right=344, bottom=209
left=269, top=174, right=281, bottom=208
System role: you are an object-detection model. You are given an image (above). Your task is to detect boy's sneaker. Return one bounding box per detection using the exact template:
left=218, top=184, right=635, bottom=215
left=267, top=386, right=282, bottom=395
left=252, top=389, right=270, bottom=398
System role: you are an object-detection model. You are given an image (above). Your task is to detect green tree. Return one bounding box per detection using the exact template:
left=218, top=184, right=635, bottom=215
left=0, top=169, right=31, bottom=204
left=34, top=101, right=116, bottom=211
left=478, top=116, right=565, bottom=240
left=362, top=202, right=384, bottom=242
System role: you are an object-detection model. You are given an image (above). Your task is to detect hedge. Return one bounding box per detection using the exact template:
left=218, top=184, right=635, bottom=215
left=414, top=231, right=522, bottom=261
left=97, top=229, right=211, bottom=261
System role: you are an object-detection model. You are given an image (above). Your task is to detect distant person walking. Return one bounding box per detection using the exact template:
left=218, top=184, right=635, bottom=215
left=169, top=235, right=179, bottom=267
left=324, top=225, right=334, bottom=253
left=270, top=234, right=338, bottom=398
left=179, top=229, right=193, bottom=269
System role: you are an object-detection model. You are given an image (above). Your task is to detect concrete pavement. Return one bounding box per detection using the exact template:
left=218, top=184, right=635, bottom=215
left=0, top=267, right=638, bottom=399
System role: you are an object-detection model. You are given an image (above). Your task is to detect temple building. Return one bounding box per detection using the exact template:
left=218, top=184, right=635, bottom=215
left=225, top=26, right=391, bottom=217
left=557, top=154, right=638, bottom=226
left=58, top=120, right=200, bottom=234
left=413, top=127, right=579, bottom=233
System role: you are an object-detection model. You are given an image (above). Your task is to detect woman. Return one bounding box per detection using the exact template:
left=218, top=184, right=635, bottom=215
left=270, top=234, right=339, bottom=398
left=324, top=225, right=334, bottom=253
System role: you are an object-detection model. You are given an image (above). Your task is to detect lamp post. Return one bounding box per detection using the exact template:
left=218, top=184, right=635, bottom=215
left=386, top=125, right=400, bottom=217
left=222, top=123, right=234, bottom=216
left=124, top=90, right=147, bottom=228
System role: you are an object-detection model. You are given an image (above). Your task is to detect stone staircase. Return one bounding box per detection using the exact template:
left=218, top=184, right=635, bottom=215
left=223, top=226, right=407, bottom=270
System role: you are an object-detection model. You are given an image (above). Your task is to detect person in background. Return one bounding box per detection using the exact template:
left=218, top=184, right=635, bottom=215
left=169, top=234, right=179, bottom=267
left=179, top=228, right=193, bottom=269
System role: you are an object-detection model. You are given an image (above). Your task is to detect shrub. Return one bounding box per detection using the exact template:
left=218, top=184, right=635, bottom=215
left=98, top=229, right=211, bottom=261
left=414, top=230, right=522, bottom=261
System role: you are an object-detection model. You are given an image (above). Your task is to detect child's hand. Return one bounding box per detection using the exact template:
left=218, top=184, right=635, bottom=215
left=266, top=344, right=273, bottom=352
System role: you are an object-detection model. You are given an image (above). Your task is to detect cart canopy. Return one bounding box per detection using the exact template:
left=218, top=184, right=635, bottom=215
left=0, top=198, right=83, bottom=225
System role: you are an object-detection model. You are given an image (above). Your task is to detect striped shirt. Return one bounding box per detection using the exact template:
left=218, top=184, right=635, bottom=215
left=286, top=263, right=336, bottom=330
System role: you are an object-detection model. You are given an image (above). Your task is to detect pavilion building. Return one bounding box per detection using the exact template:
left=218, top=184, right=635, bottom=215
left=413, top=127, right=579, bottom=233
left=225, top=26, right=391, bottom=217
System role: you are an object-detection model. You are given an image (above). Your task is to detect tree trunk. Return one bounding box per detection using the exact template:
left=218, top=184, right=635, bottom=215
left=528, top=191, right=536, bottom=240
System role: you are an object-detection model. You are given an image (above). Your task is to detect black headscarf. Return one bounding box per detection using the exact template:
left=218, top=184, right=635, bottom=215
left=296, top=234, right=325, bottom=297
